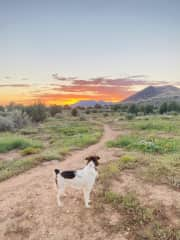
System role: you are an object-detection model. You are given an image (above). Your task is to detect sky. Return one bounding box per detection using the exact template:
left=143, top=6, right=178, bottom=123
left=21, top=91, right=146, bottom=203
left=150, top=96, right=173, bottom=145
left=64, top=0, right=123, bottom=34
left=0, top=0, right=180, bottom=105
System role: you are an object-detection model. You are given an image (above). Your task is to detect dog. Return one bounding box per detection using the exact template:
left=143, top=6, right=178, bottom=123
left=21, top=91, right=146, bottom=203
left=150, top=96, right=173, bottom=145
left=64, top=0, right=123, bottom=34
left=54, top=155, right=100, bottom=208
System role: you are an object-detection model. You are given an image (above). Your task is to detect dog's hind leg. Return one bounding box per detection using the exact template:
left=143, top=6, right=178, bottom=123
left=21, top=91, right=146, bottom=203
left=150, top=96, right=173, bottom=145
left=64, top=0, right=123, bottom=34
left=83, top=188, right=91, bottom=208
left=57, top=185, right=65, bottom=207
left=57, top=189, right=63, bottom=207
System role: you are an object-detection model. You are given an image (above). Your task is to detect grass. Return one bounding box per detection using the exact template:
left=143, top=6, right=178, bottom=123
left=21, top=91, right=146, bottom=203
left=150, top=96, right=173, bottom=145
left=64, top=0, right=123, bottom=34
left=0, top=134, right=42, bottom=153
left=21, top=147, right=41, bottom=156
left=0, top=117, right=103, bottom=182
left=96, top=159, right=180, bottom=240
left=103, top=190, right=180, bottom=240
left=100, top=155, right=138, bottom=182
left=125, top=115, right=180, bottom=134
left=0, top=156, right=46, bottom=182
left=107, top=135, right=180, bottom=154
left=141, top=154, right=180, bottom=189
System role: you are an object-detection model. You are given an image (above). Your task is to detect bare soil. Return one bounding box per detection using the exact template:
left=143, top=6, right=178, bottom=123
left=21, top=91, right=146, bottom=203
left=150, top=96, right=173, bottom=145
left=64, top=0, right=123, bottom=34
left=0, top=125, right=179, bottom=240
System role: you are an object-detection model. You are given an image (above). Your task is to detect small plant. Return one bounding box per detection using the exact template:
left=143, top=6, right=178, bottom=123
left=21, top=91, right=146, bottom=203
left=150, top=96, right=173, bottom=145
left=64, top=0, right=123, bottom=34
left=125, top=113, right=135, bottom=120
left=21, top=147, right=41, bottom=156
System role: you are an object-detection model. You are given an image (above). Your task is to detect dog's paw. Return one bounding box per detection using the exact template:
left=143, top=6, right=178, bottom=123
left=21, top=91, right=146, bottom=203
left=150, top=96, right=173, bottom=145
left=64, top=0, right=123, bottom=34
left=58, top=202, right=63, bottom=207
left=85, top=204, right=91, bottom=208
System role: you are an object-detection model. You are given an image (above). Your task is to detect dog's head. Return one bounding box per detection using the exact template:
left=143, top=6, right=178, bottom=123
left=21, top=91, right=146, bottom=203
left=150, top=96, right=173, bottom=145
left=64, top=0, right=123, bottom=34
left=85, top=155, right=100, bottom=167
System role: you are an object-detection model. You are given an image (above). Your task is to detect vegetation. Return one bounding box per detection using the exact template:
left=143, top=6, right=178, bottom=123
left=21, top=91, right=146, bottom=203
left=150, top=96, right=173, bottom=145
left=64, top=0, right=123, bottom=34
left=95, top=159, right=180, bottom=240
left=107, top=135, right=179, bottom=154
left=0, top=135, right=42, bottom=153
left=0, top=115, right=102, bottom=181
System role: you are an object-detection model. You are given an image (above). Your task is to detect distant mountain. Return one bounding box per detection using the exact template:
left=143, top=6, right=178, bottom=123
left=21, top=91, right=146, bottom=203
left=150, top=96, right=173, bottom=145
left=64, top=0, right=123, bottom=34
left=72, top=100, right=113, bottom=108
left=123, top=85, right=180, bottom=104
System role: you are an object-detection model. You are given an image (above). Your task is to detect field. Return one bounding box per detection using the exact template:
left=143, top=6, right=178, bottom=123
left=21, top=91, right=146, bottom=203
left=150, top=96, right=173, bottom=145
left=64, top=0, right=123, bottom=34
left=0, top=109, right=180, bottom=240
left=0, top=114, right=103, bottom=181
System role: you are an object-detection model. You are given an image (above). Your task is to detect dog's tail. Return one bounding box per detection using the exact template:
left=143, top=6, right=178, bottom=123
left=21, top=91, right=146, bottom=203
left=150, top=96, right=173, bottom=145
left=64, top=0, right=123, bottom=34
left=54, top=169, right=60, bottom=186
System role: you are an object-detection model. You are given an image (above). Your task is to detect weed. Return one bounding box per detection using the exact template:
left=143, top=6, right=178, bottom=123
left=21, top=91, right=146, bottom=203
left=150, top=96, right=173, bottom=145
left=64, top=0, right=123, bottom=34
left=21, top=147, right=41, bottom=156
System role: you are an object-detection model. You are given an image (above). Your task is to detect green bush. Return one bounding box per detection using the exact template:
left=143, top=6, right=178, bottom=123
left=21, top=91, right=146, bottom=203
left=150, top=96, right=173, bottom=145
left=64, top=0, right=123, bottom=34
left=25, top=103, right=47, bottom=122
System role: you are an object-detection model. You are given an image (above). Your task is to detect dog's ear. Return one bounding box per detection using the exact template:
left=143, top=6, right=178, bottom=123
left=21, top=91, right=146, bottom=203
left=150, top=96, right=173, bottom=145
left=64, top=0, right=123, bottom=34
left=85, top=156, right=91, bottom=161
left=96, top=156, right=100, bottom=160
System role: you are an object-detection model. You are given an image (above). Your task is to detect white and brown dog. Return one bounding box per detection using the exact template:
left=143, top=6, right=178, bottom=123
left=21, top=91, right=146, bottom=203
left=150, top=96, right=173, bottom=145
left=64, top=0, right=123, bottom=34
left=54, top=156, right=100, bottom=208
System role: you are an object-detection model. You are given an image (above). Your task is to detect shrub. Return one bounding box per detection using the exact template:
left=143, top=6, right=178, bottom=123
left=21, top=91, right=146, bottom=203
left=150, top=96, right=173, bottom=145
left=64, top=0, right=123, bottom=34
left=71, top=108, right=78, bottom=116
left=49, top=105, right=62, bottom=116
left=0, top=106, right=4, bottom=112
left=25, top=103, right=47, bottom=122
left=125, top=113, right=135, bottom=120
left=0, top=116, right=14, bottom=131
left=10, top=110, right=30, bottom=129
left=128, top=104, right=138, bottom=115
left=21, top=147, right=41, bottom=156
left=159, top=102, right=168, bottom=114
left=85, top=109, right=90, bottom=114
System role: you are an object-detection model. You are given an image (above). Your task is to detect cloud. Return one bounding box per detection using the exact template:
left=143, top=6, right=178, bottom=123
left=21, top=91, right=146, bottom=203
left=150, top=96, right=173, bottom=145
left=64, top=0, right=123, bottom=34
left=0, top=84, right=31, bottom=87
left=30, top=74, right=172, bottom=105
left=4, top=76, right=11, bottom=79
left=52, top=73, right=77, bottom=81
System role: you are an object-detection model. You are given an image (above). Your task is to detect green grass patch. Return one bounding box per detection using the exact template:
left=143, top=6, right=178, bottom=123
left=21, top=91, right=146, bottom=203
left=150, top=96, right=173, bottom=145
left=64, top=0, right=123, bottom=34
left=0, top=134, right=42, bottom=153
left=107, top=135, right=179, bottom=154
left=44, top=119, right=103, bottom=151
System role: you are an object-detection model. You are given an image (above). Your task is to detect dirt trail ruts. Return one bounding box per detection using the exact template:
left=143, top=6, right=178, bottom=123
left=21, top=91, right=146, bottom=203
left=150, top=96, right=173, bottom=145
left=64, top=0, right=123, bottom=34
left=0, top=124, right=179, bottom=240
left=0, top=124, right=124, bottom=240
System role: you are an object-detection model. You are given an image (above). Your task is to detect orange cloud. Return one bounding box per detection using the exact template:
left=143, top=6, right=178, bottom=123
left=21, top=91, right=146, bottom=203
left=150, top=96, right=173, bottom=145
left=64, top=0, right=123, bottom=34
left=0, top=75, right=171, bottom=105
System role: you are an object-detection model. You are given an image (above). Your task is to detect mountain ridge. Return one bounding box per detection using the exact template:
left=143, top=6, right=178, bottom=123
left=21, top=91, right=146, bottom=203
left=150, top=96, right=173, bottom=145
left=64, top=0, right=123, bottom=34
left=123, top=85, right=180, bottom=104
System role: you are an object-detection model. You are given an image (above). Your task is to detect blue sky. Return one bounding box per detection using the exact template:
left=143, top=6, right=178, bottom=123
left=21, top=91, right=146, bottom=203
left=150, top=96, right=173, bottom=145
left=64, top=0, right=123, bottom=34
left=0, top=0, right=180, bottom=104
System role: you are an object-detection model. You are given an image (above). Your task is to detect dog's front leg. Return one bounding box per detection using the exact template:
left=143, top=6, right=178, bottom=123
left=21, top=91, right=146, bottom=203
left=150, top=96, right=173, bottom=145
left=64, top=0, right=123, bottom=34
left=83, top=189, right=91, bottom=208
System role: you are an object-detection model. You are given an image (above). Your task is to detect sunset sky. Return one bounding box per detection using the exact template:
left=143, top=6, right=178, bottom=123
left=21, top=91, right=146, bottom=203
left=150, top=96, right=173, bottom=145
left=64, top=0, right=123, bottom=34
left=1, top=0, right=180, bottom=105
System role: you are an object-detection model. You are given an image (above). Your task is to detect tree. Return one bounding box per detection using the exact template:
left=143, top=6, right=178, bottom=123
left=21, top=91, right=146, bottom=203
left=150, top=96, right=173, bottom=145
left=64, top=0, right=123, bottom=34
left=144, top=104, right=154, bottom=114
left=159, top=102, right=168, bottom=114
left=167, top=101, right=180, bottom=112
left=128, top=104, right=138, bottom=115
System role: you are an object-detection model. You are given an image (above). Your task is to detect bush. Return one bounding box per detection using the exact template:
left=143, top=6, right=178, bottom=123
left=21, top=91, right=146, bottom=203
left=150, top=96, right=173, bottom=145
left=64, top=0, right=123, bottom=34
left=49, top=105, right=62, bottom=117
left=10, top=110, right=30, bottom=129
left=71, top=108, right=78, bottom=116
left=0, top=116, right=14, bottom=131
left=0, top=106, right=4, bottom=112
left=25, top=103, right=47, bottom=122
left=125, top=113, right=135, bottom=120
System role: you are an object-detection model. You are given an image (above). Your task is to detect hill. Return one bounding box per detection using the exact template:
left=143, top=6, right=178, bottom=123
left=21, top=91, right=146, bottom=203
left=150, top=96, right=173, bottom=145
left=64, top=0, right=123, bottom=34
left=72, top=100, right=113, bottom=108
left=123, top=85, right=180, bottom=104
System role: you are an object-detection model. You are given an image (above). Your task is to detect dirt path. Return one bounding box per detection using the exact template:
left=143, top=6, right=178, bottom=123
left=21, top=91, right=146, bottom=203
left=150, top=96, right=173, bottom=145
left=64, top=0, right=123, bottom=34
left=0, top=124, right=122, bottom=240
left=0, top=124, right=179, bottom=240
